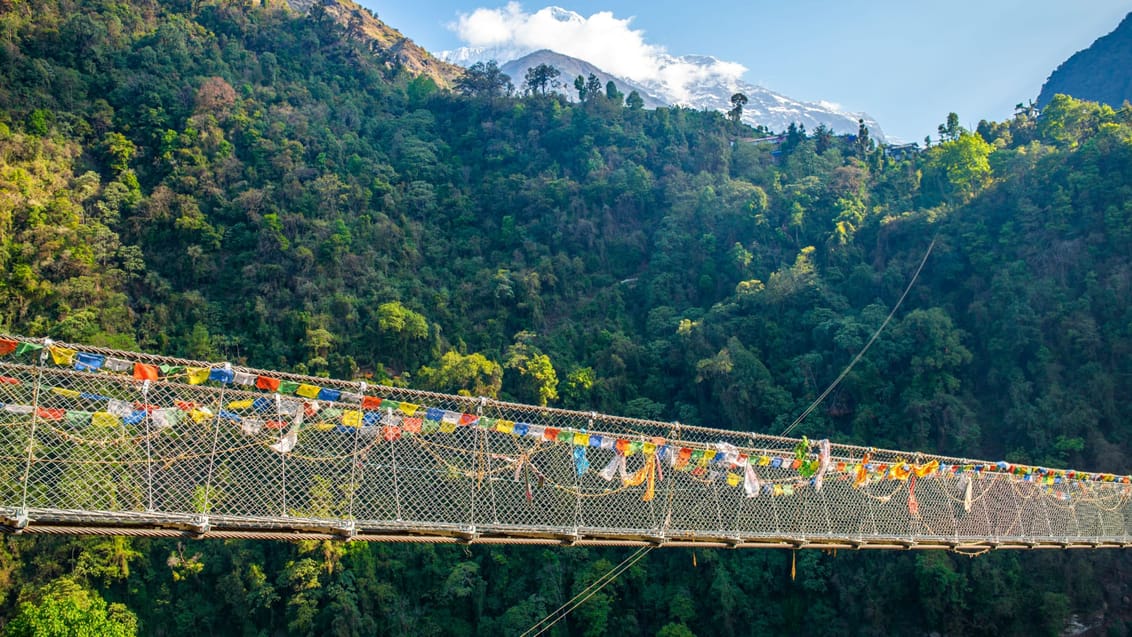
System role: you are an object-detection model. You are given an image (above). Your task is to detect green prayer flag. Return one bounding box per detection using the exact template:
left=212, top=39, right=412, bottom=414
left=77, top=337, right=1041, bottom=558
left=421, top=419, right=440, bottom=435
left=278, top=380, right=299, bottom=394
left=65, top=411, right=92, bottom=427
left=159, top=364, right=183, bottom=375
left=15, top=343, right=43, bottom=356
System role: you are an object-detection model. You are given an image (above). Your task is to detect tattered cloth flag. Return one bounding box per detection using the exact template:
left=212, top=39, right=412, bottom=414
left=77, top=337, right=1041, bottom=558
left=744, top=464, right=762, bottom=498
left=854, top=451, right=872, bottom=488
left=573, top=446, right=590, bottom=476
left=598, top=454, right=624, bottom=482
left=814, top=439, right=832, bottom=492
left=105, top=357, right=132, bottom=373
left=241, top=418, right=264, bottom=436
left=622, top=454, right=658, bottom=501
left=958, top=473, right=973, bottom=512
left=270, top=429, right=298, bottom=454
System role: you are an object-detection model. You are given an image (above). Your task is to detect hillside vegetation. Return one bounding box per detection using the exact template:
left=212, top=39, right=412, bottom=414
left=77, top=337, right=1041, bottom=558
left=3, top=0, right=1132, bottom=634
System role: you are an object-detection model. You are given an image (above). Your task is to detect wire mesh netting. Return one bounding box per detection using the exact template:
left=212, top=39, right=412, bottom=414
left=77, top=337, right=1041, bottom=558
left=0, top=334, right=1130, bottom=548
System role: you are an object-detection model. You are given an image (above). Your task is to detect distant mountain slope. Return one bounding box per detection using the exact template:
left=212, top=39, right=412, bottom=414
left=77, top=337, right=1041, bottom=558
left=500, top=50, right=668, bottom=108
left=1038, top=11, right=1132, bottom=108
left=442, top=8, right=884, bottom=139
left=480, top=48, right=885, bottom=138
left=286, top=0, right=463, bottom=88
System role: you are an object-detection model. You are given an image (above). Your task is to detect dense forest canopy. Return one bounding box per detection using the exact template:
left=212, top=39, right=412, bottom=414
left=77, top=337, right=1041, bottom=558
left=3, top=0, right=1132, bottom=634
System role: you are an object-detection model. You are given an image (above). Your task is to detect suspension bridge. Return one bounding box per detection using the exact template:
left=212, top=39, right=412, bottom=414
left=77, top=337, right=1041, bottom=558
left=0, top=334, right=1129, bottom=553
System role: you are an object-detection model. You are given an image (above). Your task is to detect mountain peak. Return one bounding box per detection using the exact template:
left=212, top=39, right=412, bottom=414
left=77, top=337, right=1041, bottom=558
left=481, top=48, right=883, bottom=138
left=546, top=6, right=584, bottom=23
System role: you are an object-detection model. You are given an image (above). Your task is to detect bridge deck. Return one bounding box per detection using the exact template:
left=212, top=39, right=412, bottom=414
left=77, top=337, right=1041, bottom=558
left=1, top=335, right=1129, bottom=552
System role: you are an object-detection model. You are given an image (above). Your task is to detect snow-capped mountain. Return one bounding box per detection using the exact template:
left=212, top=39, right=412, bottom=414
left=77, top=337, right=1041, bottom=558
left=441, top=8, right=884, bottom=139
left=500, top=50, right=668, bottom=109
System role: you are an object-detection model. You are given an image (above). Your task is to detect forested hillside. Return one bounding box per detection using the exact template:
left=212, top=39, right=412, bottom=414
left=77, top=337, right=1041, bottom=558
left=3, top=0, right=1132, bottom=635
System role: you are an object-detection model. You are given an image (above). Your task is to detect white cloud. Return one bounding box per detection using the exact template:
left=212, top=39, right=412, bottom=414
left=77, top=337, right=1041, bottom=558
left=448, top=4, right=747, bottom=103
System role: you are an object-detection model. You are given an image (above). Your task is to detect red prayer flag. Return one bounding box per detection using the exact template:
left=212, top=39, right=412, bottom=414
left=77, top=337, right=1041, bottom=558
left=0, top=376, right=19, bottom=385
left=134, top=363, right=159, bottom=381
left=361, top=396, right=383, bottom=410
left=36, top=408, right=65, bottom=421
left=256, top=376, right=281, bottom=392
left=265, top=420, right=287, bottom=430
left=382, top=425, right=402, bottom=441
left=0, top=338, right=16, bottom=356
left=403, top=417, right=422, bottom=434
left=543, top=427, right=560, bottom=442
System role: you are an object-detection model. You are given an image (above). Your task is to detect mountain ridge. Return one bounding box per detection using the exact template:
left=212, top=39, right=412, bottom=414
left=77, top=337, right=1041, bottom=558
left=1037, top=11, right=1132, bottom=109
left=440, top=7, right=884, bottom=138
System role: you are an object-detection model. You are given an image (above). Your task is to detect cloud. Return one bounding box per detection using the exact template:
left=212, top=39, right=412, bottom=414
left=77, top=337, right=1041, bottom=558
left=449, top=3, right=747, bottom=103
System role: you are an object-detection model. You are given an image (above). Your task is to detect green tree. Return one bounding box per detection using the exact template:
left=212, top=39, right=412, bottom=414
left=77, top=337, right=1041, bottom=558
left=922, top=131, right=994, bottom=203
left=416, top=351, right=503, bottom=397
left=456, top=60, right=513, bottom=98
left=523, top=63, right=560, bottom=96
left=625, top=90, right=644, bottom=110
left=728, top=92, right=748, bottom=124
left=5, top=578, right=137, bottom=637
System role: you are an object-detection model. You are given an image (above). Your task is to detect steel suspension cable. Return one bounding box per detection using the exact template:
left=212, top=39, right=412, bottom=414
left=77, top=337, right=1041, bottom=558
left=780, top=235, right=937, bottom=437
left=520, top=545, right=655, bottom=637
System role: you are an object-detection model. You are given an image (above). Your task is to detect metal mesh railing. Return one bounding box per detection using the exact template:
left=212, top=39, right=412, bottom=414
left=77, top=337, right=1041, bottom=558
left=1, top=334, right=1130, bottom=550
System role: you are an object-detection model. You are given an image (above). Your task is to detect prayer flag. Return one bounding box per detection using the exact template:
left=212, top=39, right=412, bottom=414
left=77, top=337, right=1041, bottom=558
left=317, top=387, right=341, bottom=402
left=0, top=338, right=16, bottom=355
left=91, top=411, right=120, bottom=428
left=14, top=343, right=43, bottom=356
left=209, top=368, right=235, bottom=384
left=295, top=383, right=321, bottom=399
left=256, top=376, right=281, bottom=392
left=49, top=346, right=76, bottom=366
left=74, top=352, right=105, bottom=372
left=186, top=367, right=210, bottom=385
left=105, top=358, right=132, bottom=372
left=233, top=371, right=256, bottom=386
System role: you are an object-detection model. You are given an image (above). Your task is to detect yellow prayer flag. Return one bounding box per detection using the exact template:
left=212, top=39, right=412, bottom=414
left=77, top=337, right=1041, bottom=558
left=91, top=411, right=120, bottom=428
left=50, top=346, right=76, bottom=366
left=295, top=384, right=321, bottom=399
left=642, top=442, right=656, bottom=456
left=914, top=460, right=940, bottom=478
left=726, top=472, right=742, bottom=487
left=399, top=403, right=419, bottom=416
left=186, top=367, right=210, bottom=385
left=573, top=432, right=590, bottom=446
left=758, top=455, right=771, bottom=466
left=439, top=420, right=457, bottom=434
left=495, top=420, right=515, bottom=434
left=52, top=387, right=81, bottom=399
left=190, top=408, right=213, bottom=423
left=227, top=399, right=255, bottom=411
left=341, top=410, right=362, bottom=428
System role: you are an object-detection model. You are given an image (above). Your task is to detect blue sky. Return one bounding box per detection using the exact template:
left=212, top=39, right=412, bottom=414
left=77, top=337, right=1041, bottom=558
left=361, top=1, right=1132, bottom=142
